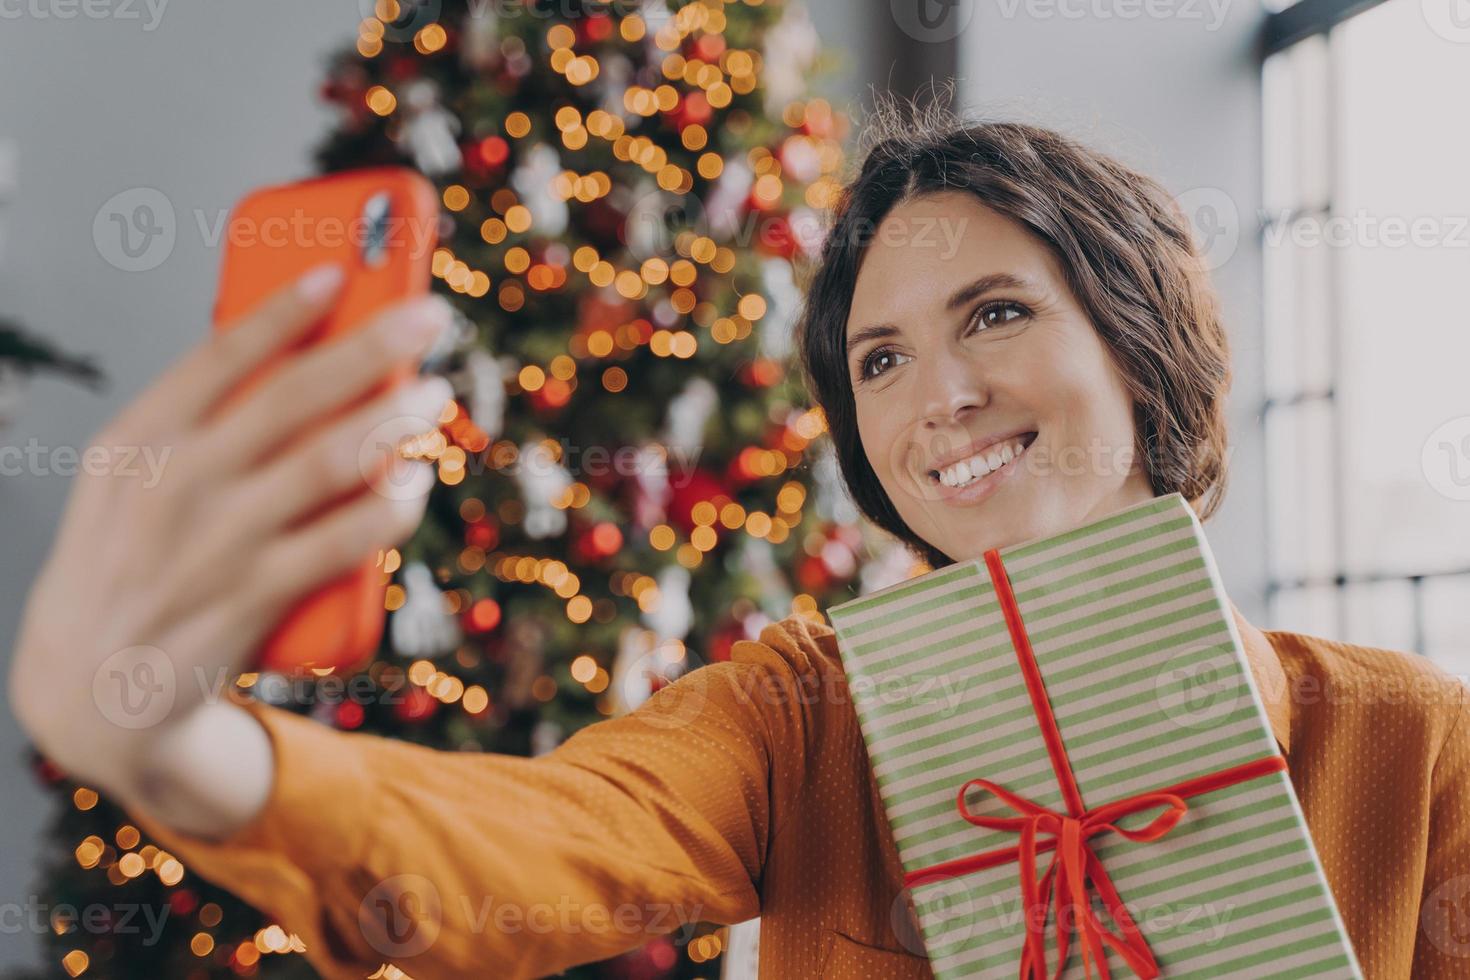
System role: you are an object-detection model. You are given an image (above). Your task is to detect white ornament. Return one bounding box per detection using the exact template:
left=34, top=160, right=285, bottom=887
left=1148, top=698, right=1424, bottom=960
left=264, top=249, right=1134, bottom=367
left=812, top=441, right=861, bottom=525
left=631, top=442, right=672, bottom=531
left=609, top=626, right=659, bottom=715
left=459, top=9, right=500, bottom=69
left=401, top=79, right=463, bottom=177
left=861, top=539, right=924, bottom=595
left=705, top=159, right=753, bottom=240
left=531, top=719, right=564, bottom=756
left=660, top=376, right=718, bottom=459
left=515, top=439, right=573, bottom=539
left=390, top=561, right=461, bottom=658
left=762, top=3, right=820, bottom=117
left=623, top=176, right=680, bottom=260
left=510, top=143, right=569, bottom=237
left=757, top=258, right=801, bottom=362
left=738, top=536, right=793, bottom=621
left=598, top=53, right=635, bottom=117
left=641, top=564, right=694, bottom=642
left=454, top=348, right=509, bottom=439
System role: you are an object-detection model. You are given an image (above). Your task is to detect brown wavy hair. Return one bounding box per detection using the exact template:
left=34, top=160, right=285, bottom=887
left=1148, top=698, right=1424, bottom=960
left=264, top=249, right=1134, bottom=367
left=794, top=100, right=1233, bottom=569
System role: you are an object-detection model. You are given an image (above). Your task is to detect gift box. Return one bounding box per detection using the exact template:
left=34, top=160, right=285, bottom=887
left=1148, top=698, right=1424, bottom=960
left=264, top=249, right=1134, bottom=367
left=827, top=493, right=1362, bottom=979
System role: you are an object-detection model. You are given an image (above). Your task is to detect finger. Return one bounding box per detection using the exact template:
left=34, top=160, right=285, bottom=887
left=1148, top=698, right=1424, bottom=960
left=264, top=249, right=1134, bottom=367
left=201, top=293, right=453, bottom=472
left=236, top=375, right=454, bottom=534
left=249, top=465, right=433, bottom=619
left=117, top=264, right=347, bottom=438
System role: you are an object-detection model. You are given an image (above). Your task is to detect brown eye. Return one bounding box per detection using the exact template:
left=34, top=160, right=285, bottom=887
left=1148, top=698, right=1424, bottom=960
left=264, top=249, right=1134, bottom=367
left=861, top=347, right=911, bottom=380
left=974, top=301, right=1030, bottom=330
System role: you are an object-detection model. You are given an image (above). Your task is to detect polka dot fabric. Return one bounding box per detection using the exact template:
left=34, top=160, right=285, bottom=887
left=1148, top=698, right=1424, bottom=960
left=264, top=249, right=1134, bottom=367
left=125, top=607, right=1469, bottom=979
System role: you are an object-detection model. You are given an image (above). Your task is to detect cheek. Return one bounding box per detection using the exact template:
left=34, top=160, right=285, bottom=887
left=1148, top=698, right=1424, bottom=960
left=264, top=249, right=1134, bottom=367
left=1027, top=330, right=1125, bottom=420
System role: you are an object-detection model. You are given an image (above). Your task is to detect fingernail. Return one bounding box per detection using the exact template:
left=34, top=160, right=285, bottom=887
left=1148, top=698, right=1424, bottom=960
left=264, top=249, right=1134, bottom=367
left=420, top=376, right=455, bottom=414
left=389, top=297, right=452, bottom=353
left=298, top=263, right=345, bottom=302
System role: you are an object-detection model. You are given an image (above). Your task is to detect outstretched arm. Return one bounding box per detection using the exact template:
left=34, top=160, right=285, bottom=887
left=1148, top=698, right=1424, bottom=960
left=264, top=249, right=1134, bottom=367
left=121, top=621, right=824, bottom=980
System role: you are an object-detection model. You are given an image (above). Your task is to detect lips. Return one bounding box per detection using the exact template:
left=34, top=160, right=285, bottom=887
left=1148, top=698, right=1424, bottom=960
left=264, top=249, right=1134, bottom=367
left=908, top=430, right=1037, bottom=507
left=925, top=431, right=1039, bottom=486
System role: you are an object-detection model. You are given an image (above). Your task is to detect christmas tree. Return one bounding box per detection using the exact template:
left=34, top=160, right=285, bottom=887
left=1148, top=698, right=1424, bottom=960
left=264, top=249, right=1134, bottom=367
left=21, top=1, right=922, bottom=976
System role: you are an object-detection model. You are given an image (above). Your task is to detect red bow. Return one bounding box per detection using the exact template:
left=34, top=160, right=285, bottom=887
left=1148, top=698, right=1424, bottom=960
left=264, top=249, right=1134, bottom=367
left=956, top=778, right=1188, bottom=980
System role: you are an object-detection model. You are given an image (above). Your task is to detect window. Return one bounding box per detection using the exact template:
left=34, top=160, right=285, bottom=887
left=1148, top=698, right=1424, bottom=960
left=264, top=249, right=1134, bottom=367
left=1261, top=0, right=1470, bottom=676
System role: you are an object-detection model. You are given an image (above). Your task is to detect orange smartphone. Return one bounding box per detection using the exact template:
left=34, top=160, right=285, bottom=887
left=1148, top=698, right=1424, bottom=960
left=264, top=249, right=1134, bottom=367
left=211, top=167, right=440, bottom=676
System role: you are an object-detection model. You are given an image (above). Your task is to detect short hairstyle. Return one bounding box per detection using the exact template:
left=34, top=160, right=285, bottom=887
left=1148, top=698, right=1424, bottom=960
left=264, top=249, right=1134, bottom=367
left=795, top=101, right=1232, bottom=569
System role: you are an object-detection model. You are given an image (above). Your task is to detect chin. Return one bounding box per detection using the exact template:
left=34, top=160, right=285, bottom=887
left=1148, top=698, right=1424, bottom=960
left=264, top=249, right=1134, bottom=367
left=919, top=493, right=1072, bottom=563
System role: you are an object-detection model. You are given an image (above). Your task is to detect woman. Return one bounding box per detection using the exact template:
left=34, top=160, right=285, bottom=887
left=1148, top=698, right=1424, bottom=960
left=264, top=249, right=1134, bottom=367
left=8, top=111, right=1467, bottom=979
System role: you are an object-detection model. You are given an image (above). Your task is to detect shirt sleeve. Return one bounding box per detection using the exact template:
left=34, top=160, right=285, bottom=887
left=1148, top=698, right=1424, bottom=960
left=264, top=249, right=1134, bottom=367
left=122, top=615, right=832, bottom=980
left=1410, top=677, right=1470, bottom=977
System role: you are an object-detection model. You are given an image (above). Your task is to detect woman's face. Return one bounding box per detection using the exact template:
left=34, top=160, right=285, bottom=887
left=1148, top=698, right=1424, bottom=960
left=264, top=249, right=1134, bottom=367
left=846, top=190, right=1156, bottom=562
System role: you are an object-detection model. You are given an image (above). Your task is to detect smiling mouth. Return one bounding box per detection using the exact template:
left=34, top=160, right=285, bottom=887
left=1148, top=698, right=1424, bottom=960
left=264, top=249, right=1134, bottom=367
left=928, top=432, right=1038, bottom=489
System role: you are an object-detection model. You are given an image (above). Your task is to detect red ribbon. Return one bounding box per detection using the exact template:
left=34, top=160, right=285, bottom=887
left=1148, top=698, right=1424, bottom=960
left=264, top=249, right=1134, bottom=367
left=901, top=548, right=1288, bottom=980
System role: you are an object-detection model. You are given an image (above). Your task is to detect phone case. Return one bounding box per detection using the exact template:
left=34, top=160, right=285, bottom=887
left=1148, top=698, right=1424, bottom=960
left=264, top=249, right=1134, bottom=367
left=211, top=167, right=440, bottom=676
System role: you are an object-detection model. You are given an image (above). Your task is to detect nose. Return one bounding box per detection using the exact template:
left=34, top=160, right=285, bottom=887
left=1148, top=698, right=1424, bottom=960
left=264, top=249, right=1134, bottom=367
left=915, top=350, right=988, bottom=430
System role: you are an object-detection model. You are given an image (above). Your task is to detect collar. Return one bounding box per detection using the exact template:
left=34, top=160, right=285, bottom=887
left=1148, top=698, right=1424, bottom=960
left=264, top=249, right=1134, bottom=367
left=1228, top=600, right=1291, bottom=756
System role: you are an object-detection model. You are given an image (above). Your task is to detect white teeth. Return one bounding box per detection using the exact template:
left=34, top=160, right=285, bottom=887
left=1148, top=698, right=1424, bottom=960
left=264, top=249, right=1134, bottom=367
left=935, top=437, right=1029, bottom=489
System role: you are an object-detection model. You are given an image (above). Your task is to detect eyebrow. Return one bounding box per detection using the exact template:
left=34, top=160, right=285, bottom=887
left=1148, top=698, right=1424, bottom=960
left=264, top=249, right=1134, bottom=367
left=844, top=272, right=1033, bottom=358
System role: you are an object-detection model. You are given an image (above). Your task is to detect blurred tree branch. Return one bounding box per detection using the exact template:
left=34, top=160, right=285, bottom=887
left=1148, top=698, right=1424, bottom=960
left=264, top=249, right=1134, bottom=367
left=0, top=317, right=104, bottom=389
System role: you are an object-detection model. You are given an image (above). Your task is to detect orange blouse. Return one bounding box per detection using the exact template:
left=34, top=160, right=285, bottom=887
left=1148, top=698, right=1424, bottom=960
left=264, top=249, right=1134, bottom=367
left=126, top=605, right=1470, bottom=979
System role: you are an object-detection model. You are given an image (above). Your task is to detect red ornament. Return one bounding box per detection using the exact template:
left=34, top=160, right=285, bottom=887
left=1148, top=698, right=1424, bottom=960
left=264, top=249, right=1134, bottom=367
left=335, top=701, right=366, bottom=730
left=691, top=34, right=725, bottom=62
left=385, top=54, right=422, bottom=81
left=755, top=213, right=799, bottom=260
left=581, top=291, right=638, bottom=333
left=707, top=622, right=743, bottom=663
left=527, top=377, right=573, bottom=413
left=578, top=12, right=614, bottom=42
left=671, top=91, right=712, bottom=129
left=168, top=889, right=199, bottom=918
left=575, top=521, right=624, bottom=563
left=738, top=358, right=784, bottom=388
left=478, top=135, right=510, bottom=167
left=466, top=597, right=503, bottom=633
left=393, top=685, right=439, bottom=724
left=666, top=468, right=730, bottom=534
left=796, top=553, right=833, bottom=593
left=466, top=518, right=500, bottom=550
left=33, top=755, right=64, bottom=785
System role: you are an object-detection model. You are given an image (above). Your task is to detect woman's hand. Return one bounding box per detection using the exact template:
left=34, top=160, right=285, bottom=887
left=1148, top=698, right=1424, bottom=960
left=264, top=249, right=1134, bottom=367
left=7, top=264, right=453, bottom=811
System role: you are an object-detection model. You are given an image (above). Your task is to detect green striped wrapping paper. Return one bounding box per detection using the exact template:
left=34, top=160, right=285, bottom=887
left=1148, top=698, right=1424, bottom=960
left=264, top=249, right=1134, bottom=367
left=827, top=493, right=1362, bottom=979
